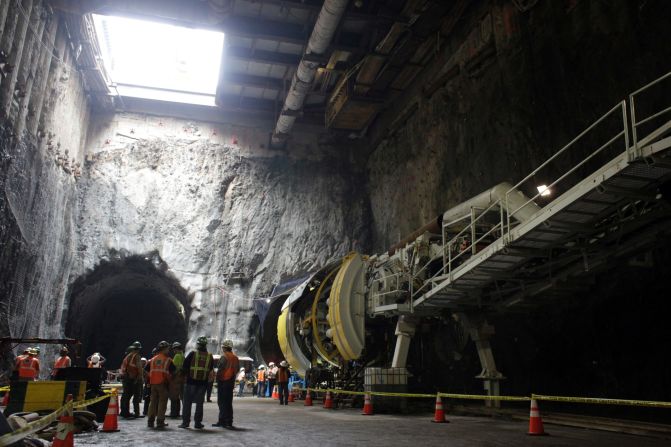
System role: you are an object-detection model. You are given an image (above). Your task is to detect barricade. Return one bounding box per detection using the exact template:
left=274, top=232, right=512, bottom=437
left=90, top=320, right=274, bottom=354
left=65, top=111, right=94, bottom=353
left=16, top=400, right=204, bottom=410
left=304, top=388, right=671, bottom=431
left=0, top=393, right=109, bottom=447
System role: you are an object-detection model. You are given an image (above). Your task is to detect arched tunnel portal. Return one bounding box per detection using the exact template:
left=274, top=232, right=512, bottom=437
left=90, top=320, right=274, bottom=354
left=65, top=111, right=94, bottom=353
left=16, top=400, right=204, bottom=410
left=65, top=254, right=190, bottom=368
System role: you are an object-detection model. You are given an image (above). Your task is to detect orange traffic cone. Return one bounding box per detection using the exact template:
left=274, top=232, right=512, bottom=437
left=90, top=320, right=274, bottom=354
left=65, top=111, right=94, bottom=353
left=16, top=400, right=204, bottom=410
left=304, top=389, right=313, bottom=406
left=52, top=394, right=74, bottom=447
left=527, top=399, right=548, bottom=436
left=101, top=390, right=120, bottom=432
left=272, top=385, right=279, bottom=400
left=1, top=391, right=8, bottom=406
left=288, top=390, right=295, bottom=403
left=323, top=391, right=333, bottom=409
left=361, top=393, right=373, bottom=415
left=431, top=395, right=448, bottom=423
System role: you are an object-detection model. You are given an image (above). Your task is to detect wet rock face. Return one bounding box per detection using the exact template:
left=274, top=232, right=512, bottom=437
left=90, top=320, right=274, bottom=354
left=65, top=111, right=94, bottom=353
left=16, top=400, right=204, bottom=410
left=0, top=124, right=78, bottom=361
left=75, top=136, right=369, bottom=355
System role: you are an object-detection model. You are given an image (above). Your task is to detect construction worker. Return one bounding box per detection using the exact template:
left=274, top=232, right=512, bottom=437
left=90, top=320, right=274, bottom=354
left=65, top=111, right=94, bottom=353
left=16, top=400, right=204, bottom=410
left=120, top=341, right=144, bottom=418
left=146, top=341, right=174, bottom=429
left=16, top=348, right=40, bottom=381
left=14, top=348, right=30, bottom=378
left=236, top=367, right=246, bottom=397
left=87, top=352, right=106, bottom=368
left=51, top=346, right=71, bottom=378
left=169, top=341, right=185, bottom=418
left=179, top=336, right=213, bottom=429
left=267, top=362, right=277, bottom=397
left=277, top=361, right=290, bottom=405
left=213, top=340, right=239, bottom=429
left=256, top=365, right=266, bottom=398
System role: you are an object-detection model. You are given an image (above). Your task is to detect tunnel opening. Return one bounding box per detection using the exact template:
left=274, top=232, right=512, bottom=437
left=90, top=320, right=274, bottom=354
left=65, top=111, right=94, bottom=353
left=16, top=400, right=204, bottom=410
left=65, top=252, right=191, bottom=368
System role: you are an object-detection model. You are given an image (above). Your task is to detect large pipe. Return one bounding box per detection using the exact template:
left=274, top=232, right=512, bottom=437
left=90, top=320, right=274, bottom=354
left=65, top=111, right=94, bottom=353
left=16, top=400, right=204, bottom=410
left=270, top=0, right=349, bottom=148
left=388, top=182, right=541, bottom=255
left=442, top=182, right=541, bottom=226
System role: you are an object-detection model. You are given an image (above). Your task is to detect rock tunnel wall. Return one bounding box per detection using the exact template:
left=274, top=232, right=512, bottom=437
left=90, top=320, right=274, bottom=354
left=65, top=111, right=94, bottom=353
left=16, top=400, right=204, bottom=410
left=73, top=113, right=370, bottom=357
left=0, top=5, right=91, bottom=370
left=364, top=0, right=671, bottom=401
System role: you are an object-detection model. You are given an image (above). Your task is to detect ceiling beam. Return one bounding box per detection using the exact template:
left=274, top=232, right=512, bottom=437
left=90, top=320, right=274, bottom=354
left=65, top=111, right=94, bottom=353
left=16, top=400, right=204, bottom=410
left=223, top=72, right=285, bottom=91
left=226, top=46, right=301, bottom=67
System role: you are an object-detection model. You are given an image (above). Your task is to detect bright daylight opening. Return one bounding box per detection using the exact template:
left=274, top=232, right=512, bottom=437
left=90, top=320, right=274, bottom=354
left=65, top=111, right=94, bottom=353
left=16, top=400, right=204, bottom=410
left=92, top=15, right=225, bottom=106
left=536, top=184, right=551, bottom=197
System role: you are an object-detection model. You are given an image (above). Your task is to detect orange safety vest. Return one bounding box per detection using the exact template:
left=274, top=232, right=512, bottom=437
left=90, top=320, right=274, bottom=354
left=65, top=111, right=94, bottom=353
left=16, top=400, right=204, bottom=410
left=216, top=351, right=239, bottom=382
left=54, top=356, right=71, bottom=369
left=121, top=352, right=141, bottom=379
left=257, top=370, right=265, bottom=382
left=18, top=357, right=39, bottom=379
left=149, top=353, right=172, bottom=385
left=277, top=366, right=289, bottom=383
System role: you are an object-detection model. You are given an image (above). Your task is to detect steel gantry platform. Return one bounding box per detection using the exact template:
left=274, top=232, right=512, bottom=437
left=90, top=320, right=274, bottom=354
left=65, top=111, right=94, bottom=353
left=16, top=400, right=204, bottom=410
left=410, top=71, right=671, bottom=314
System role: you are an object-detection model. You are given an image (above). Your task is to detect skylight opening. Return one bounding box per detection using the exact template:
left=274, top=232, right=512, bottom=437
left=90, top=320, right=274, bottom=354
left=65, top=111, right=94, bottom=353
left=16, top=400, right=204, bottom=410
left=92, top=14, right=225, bottom=106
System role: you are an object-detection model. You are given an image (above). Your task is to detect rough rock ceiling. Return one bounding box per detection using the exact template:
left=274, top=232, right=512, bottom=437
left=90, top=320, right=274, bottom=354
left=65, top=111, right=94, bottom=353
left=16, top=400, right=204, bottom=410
left=54, top=0, right=470, bottom=132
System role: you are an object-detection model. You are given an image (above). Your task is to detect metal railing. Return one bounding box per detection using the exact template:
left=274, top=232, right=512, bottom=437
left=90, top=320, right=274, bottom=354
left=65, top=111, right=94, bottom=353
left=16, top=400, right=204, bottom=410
left=629, top=71, right=671, bottom=159
left=408, top=71, right=671, bottom=305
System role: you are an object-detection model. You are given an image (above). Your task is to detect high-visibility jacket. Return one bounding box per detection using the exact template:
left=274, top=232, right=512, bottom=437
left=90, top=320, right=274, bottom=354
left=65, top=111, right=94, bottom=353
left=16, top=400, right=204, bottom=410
left=15, top=354, right=27, bottom=370
left=216, top=351, right=239, bottom=382
left=188, top=351, right=212, bottom=381
left=18, top=356, right=39, bottom=379
left=257, top=370, right=265, bottom=382
left=172, top=351, right=185, bottom=370
left=148, top=353, right=172, bottom=385
left=54, top=356, right=71, bottom=369
left=277, top=366, right=289, bottom=383
left=121, top=352, right=142, bottom=379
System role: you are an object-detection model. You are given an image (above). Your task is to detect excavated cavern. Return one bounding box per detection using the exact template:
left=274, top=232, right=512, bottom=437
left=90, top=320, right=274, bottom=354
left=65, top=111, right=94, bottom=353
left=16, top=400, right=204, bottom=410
left=0, top=0, right=671, bottom=445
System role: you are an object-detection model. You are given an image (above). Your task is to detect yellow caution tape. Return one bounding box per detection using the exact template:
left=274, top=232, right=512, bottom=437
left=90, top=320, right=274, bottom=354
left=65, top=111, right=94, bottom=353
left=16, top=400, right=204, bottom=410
left=439, top=392, right=530, bottom=402
left=0, top=393, right=110, bottom=446
left=0, top=401, right=71, bottom=447
left=532, top=394, right=671, bottom=408
left=73, top=393, right=111, bottom=409
left=305, top=388, right=435, bottom=399
left=0, top=387, right=9, bottom=393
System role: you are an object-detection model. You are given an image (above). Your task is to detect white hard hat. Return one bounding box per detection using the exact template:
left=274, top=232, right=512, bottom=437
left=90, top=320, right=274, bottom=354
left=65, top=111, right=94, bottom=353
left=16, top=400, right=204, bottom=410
left=91, top=354, right=100, bottom=363
left=280, top=360, right=288, bottom=367
left=258, top=365, right=265, bottom=369
left=240, top=367, right=245, bottom=371
left=268, top=362, right=275, bottom=367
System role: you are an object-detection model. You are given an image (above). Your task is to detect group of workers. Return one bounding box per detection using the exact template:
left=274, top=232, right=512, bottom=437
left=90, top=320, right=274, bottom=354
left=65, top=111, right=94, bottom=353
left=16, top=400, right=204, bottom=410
left=254, top=361, right=291, bottom=404
left=14, top=339, right=292, bottom=430
left=14, top=345, right=108, bottom=381
left=119, top=337, right=240, bottom=430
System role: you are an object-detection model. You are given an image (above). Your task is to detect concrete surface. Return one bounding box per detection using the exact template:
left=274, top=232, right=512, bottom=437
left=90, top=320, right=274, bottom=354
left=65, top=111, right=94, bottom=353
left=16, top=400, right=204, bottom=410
left=74, top=396, right=668, bottom=446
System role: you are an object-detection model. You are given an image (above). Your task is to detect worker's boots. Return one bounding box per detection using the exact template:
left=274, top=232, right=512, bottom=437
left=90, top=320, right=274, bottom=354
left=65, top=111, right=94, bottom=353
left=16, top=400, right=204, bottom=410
left=156, top=420, right=168, bottom=429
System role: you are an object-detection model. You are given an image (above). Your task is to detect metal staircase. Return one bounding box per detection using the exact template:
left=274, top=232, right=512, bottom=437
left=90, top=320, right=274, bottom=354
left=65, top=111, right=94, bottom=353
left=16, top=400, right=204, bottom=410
left=410, top=72, right=671, bottom=313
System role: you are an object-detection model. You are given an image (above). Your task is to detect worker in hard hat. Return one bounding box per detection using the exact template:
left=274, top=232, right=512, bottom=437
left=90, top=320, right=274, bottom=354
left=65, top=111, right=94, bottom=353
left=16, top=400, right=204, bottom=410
left=146, top=341, right=174, bottom=429
left=120, top=341, right=144, bottom=418
left=51, top=346, right=71, bottom=378
left=213, top=340, right=239, bottom=429
left=87, top=352, right=106, bottom=368
left=256, top=365, right=266, bottom=398
left=277, top=361, right=290, bottom=405
left=266, top=362, right=277, bottom=398
left=169, top=341, right=185, bottom=418
left=179, top=336, right=213, bottom=429
left=14, top=348, right=30, bottom=379
left=236, top=367, right=246, bottom=397
left=16, top=348, right=40, bottom=381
